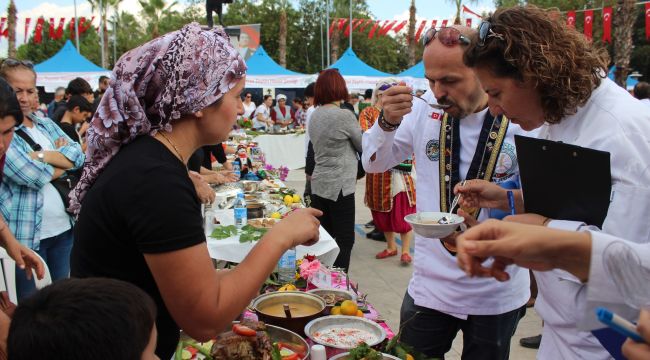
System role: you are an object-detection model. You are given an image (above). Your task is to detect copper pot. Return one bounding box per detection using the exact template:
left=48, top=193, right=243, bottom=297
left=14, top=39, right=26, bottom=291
left=252, top=291, right=326, bottom=337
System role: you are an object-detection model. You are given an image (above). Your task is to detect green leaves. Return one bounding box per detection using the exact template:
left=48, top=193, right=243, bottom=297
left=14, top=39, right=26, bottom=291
left=210, top=224, right=268, bottom=243
left=210, top=225, right=238, bottom=239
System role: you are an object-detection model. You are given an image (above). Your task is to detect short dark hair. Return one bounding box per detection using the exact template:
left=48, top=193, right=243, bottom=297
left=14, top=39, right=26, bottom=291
left=8, top=278, right=157, bottom=360
left=293, top=97, right=302, bottom=103
left=314, top=69, right=349, bottom=106
left=364, top=89, right=373, bottom=99
left=0, top=77, right=23, bottom=126
left=263, top=94, right=272, bottom=101
left=634, top=81, right=650, bottom=100
left=98, top=75, right=109, bottom=84
left=67, top=95, right=94, bottom=113
left=66, top=77, right=93, bottom=96
left=304, top=82, right=315, bottom=98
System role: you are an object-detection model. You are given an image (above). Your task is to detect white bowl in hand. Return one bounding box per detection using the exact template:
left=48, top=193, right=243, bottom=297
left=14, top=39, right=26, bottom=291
left=404, top=212, right=465, bottom=239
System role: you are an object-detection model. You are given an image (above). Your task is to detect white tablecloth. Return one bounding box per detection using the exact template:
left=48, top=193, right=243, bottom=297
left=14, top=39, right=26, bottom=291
left=205, top=210, right=340, bottom=266
left=254, top=133, right=305, bottom=170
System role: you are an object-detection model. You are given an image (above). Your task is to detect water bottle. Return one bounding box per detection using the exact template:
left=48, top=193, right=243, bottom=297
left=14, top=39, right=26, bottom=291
left=232, top=162, right=241, bottom=181
left=277, top=247, right=297, bottom=284
left=203, top=203, right=217, bottom=232
left=233, top=192, right=247, bottom=228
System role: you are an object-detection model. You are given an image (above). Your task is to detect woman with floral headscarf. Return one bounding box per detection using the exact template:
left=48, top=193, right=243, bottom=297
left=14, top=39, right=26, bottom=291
left=359, top=79, right=416, bottom=265
left=69, top=24, right=322, bottom=358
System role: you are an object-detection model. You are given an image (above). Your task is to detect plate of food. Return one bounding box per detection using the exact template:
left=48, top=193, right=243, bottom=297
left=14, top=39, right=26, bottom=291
left=328, top=342, right=401, bottom=360
left=177, top=320, right=309, bottom=360
left=247, top=218, right=279, bottom=229
left=305, top=316, right=386, bottom=350
left=307, top=288, right=357, bottom=310
left=403, top=212, right=465, bottom=239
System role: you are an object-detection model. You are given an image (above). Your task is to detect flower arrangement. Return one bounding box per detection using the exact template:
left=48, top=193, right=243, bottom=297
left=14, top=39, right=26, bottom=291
left=262, top=164, right=290, bottom=181
left=264, top=254, right=319, bottom=291
left=237, top=117, right=253, bottom=129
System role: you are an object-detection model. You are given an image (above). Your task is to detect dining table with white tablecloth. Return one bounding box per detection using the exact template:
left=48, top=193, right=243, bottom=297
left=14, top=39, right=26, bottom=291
left=205, top=209, right=340, bottom=266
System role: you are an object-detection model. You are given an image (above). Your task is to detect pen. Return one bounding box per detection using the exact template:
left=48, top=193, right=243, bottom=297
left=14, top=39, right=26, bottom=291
left=596, top=307, right=645, bottom=343
left=506, top=191, right=516, bottom=216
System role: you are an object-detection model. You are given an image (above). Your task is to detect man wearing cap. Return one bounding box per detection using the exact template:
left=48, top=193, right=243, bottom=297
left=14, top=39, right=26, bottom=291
left=362, top=25, right=531, bottom=359
left=271, top=94, right=293, bottom=131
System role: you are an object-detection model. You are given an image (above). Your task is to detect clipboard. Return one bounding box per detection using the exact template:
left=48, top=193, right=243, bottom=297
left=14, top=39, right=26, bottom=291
left=514, top=135, right=612, bottom=228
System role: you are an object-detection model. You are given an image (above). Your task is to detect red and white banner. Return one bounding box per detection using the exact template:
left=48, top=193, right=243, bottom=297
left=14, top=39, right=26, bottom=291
left=584, top=10, right=593, bottom=41
left=414, top=20, right=427, bottom=43
left=24, top=18, right=32, bottom=43
left=380, top=20, right=398, bottom=36
left=646, top=3, right=650, bottom=40
left=368, top=20, right=383, bottom=39
left=33, top=17, right=45, bottom=44
left=466, top=18, right=472, bottom=28
left=431, top=19, right=438, bottom=29
left=358, top=19, right=373, bottom=32
left=392, top=20, right=408, bottom=33
left=441, top=19, right=448, bottom=28
left=602, top=7, right=612, bottom=43
left=567, top=10, right=576, bottom=28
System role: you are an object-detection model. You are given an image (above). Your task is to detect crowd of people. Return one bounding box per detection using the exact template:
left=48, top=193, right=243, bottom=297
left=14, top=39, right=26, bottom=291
left=0, top=5, right=649, bottom=360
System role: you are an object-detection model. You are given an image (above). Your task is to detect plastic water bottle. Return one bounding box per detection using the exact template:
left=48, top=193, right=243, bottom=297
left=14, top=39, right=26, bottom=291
left=232, top=162, right=241, bottom=181
left=277, top=247, right=297, bottom=284
left=203, top=203, right=217, bottom=232
left=233, top=192, right=247, bottom=228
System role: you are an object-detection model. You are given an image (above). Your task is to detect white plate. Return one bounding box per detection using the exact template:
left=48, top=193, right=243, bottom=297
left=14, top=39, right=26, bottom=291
left=304, top=315, right=386, bottom=350
left=404, top=211, right=464, bottom=239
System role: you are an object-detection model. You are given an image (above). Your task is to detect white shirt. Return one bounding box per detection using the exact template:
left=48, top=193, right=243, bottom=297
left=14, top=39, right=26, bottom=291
left=253, top=104, right=270, bottom=129
left=362, top=91, right=531, bottom=317
left=640, top=98, right=650, bottom=110
left=242, top=101, right=256, bottom=119
left=534, top=78, right=650, bottom=359
left=304, top=105, right=316, bottom=156
left=24, top=126, right=71, bottom=240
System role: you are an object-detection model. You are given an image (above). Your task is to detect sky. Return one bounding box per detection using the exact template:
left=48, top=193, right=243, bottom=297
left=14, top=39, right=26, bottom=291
left=1, top=0, right=495, bottom=57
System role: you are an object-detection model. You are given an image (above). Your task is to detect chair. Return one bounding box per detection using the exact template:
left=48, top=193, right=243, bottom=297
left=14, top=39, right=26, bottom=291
left=0, top=248, right=52, bottom=304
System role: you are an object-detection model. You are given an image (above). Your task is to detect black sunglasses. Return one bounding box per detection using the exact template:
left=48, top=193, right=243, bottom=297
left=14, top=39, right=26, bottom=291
left=478, top=20, right=504, bottom=47
left=1, top=58, right=34, bottom=69
left=422, top=27, right=471, bottom=47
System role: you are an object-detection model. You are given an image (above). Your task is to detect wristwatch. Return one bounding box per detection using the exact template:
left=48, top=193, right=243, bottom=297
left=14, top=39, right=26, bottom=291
left=37, top=151, right=45, bottom=162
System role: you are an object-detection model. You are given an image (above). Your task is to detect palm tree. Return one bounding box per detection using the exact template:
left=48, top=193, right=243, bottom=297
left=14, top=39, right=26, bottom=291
left=446, top=0, right=478, bottom=25
left=613, top=0, right=637, bottom=88
left=7, top=0, right=17, bottom=58
left=407, top=0, right=416, bottom=66
left=87, top=0, right=122, bottom=68
left=139, top=0, right=178, bottom=39
left=278, top=0, right=289, bottom=67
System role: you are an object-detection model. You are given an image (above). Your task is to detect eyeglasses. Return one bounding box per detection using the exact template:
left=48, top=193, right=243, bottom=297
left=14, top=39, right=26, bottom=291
left=422, top=27, right=470, bottom=47
left=0, top=58, right=34, bottom=69
left=478, top=20, right=505, bottom=47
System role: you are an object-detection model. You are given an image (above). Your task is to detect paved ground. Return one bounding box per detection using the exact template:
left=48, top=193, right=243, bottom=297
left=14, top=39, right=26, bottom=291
left=284, top=170, right=541, bottom=359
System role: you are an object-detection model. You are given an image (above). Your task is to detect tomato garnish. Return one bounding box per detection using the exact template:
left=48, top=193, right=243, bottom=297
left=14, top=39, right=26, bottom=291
left=232, top=324, right=257, bottom=337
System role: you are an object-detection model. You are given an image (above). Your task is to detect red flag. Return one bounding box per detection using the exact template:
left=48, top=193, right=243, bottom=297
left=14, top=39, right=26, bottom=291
left=358, top=19, right=373, bottom=32
left=466, top=18, right=472, bottom=27
left=344, top=21, right=352, bottom=37
left=34, top=18, right=45, bottom=44
left=380, top=20, right=398, bottom=36
left=79, top=16, right=95, bottom=35
left=566, top=11, right=576, bottom=28
left=338, top=18, right=347, bottom=31
left=368, top=20, right=382, bottom=39
left=441, top=19, right=448, bottom=28
left=393, top=20, right=408, bottom=33
left=0, top=17, right=7, bottom=38
left=462, top=5, right=482, bottom=18
left=602, top=7, right=612, bottom=43
left=49, top=18, right=55, bottom=39
left=352, top=19, right=363, bottom=31
left=646, top=3, right=650, bottom=40
left=414, top=20, right=427, bottom=43
left=69, top=18, right=76, bottom=38
left=328, top=20, right=337, bottom=38
left=431, top=19, right=438, bottom=29
left=24, top=18, right=32, bottom=43
left=583, top=10, right=593, bottom=41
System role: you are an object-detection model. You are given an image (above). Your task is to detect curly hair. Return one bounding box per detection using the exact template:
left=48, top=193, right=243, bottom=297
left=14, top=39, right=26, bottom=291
left=463, top=6, right=609, bottom=124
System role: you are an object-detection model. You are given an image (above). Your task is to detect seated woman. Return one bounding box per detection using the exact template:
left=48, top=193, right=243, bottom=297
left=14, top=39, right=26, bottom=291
left=69, top=23, right=322, bottom=359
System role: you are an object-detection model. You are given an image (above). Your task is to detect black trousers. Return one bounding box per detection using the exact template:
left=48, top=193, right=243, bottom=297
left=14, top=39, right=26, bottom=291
left=399, top=291, right=526, bottom=360
left=205, top=0, right=223, bottom=28
left=310, top=192, right=355, bottom=271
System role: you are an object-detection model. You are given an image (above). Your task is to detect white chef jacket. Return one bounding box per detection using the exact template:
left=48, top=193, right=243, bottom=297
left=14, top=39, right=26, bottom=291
left=362, top=91, right=530, bottom=317
left=534, top=78, right=650, bottom=359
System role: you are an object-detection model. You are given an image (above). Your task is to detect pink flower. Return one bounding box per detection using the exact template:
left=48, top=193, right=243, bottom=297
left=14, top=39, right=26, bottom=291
left=299, top=259, right=322, bottom=280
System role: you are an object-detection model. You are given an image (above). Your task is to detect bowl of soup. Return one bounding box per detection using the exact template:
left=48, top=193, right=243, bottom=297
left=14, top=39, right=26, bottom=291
left=404, top=211, right=465, bottom=239
left=252, top=291, right=326, bottom=336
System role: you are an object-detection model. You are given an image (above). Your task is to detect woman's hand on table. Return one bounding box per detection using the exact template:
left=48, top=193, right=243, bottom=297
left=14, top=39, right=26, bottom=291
left=622, top=309, right=650, bottom=360
left=219, top=170, right=238, bottom=183
left=188, top=170, right=216, bottom=204
left=268, top=208, right=323, bottom=248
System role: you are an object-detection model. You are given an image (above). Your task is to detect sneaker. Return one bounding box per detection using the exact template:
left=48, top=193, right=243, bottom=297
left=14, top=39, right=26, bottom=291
left=375, top=249, right=398, bottom=259
left=519, top=334, right=542, bottom=349
left=400, top=253, right=412, bottom=264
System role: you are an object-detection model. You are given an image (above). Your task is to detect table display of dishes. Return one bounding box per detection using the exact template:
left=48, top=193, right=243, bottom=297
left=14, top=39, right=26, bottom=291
left=305, top=316, right=386, bottom=350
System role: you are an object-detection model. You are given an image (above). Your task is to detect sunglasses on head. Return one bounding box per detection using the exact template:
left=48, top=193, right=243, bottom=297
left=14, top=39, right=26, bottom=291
left=478, top=20, right=504, bottom=47
left=422, top=27, right=471, bottom=47
left=1, top=58, right=34, bottom=69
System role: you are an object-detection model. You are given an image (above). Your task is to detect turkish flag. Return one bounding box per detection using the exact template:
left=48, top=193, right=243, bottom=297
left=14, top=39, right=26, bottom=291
left=567, top=11, right=576, bottom=28
left=646, top=3, right=650, bottom=40
left=69, top=18, right=76, bottom=38
left=602, top=7, right=612, bottom=43
left=466, top=18, right=472, bottom=27
left=584, top=10, right=593, bottom=41
left=393, top=20, right=408, bottom=33
left=352, top=19, right=363, bottom=31
left=431, top=19, right=438, bottom=29
left=380, top=20, right=398, bottom=36
left=79, top=16, right=94, bottom=35
left=358, top=19, right=373, bottom=32
left=441, top=19, right=448, bottom=28
left=0, top=17, right=7, bottom=38
left=24, top=18, right=31, bottom=43
left=338, top=18, right=347, bottom=31
left=414, top=20, right=427, bottom=43
left=55, top=18, right=65, bottom=39
left=34, top=18, right=45, bottom=44
left=343, top=20, right=352, bottom=37
left=328, top=20, right=337, bottom=38
left=368, top=20, right=382, bottom=39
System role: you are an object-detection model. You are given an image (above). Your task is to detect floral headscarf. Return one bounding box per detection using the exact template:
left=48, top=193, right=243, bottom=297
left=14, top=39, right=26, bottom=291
left=69, top=23, right=246, bottom=215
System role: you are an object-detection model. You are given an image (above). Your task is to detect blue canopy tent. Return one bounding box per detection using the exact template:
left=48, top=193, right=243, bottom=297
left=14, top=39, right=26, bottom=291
left=325, top=48, right=394, bottom=89
left=398, top=61, right=424, bottom=78
left=244, top=46, right=312, bottom=88
left=34, top=40, right=111, bottom=92
left=607, top=66, right=639, bottom=91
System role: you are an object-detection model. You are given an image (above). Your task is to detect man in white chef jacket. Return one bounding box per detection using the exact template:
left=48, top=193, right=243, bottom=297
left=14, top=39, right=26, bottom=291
left=362, top=25, right=530, bottom=360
